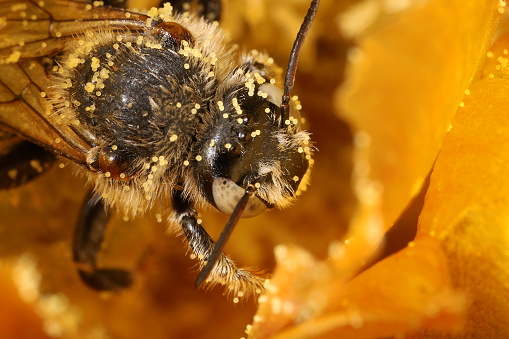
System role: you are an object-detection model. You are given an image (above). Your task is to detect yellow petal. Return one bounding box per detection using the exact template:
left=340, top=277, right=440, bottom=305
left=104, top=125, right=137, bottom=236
left=418, top=78, right=509, bottom=337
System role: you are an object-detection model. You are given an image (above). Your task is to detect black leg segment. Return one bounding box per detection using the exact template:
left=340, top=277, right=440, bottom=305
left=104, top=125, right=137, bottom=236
left=0, top=140, right=55, bottom=189
left=171, top=189, right=266, bottom=296
left=163, top=0, right=222, bottom=22
left=73, top=191, right=134, bottom=291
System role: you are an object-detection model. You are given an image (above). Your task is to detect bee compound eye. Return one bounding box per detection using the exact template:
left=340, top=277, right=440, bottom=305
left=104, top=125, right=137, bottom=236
left=154, top=22, right=195, bottom=47
left=211, top=178, right=267, bottom=217
left=228, top=141, right=243, bottom=156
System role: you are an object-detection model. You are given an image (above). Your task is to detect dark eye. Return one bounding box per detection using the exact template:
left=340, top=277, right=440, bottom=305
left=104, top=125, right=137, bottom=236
left=228, top=141, right=243, bottom=156
left=238, top=131, right=252, bottom=143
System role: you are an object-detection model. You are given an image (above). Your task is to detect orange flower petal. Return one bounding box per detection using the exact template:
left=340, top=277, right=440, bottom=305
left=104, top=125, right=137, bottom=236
left=338, top=0, right=502, bottom=229
left=418, top=78, right=509, bottom=337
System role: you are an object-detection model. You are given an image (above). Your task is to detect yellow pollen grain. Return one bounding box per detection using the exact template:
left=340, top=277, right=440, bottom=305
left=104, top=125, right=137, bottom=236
left=191, top=108, right=197, bottom=114
left=254, top=182, right=261, bottom=188
left=183, top=160, right=190, bottom=166
left=264, top=108, right=270, bottom=113
left=40, top=92, right=46, bottom=97
left=499, top=6, right=505, bottom=14
left=196, top=155, right=202, bottom=161
left=222, top=113, right=229, bottom=118
left=459, top=101, right=465, bottom=107
left=104, top=172, right=111, bottom=178
left=209, top=140, right=215, bottom=147
left=190, top=253, right=196, bottom=259
left=293, top=176, right=299, bottom=182
left=176, top=102, right=182, bottom=108
left=464, top=89, right=471, bottom=95
left=111, top=145, right=118, bottom=150
left=119, top=173, right=126, bottom=179
left=224, top=143, right=231, bottom=149
left=184, top=63, right=190, bottom=69
left=237, top=118, right=243, bottom=124
left=170, top=134, right=178, bottom=142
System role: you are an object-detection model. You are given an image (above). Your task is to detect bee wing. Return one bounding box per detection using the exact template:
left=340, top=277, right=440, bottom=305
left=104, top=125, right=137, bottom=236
left=0, top=0, right=152, bottom=166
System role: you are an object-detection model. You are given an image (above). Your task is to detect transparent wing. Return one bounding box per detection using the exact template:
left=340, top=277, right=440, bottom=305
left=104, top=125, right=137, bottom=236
left=0, top=0, right=150, bottom=166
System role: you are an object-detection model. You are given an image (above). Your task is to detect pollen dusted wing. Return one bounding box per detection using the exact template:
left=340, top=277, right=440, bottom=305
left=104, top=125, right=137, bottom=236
left=0, top=0, right=150, bottom=165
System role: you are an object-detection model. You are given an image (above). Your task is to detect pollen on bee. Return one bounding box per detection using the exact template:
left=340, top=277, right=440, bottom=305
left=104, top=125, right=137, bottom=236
left=145, top=194, right=152, bottom=200
left=55, top=138, right=61, bottom=144
left=191, top=108, right=197, bottom=114
left=104, top=172, right=111, bottom=178
left=264, top=107, right=270, bottom=113
left=55, top=32, right=62, bottom=38
left=7, top=169, right=18, bottom=180
left=111, top=145, right=118, bottom=151
left=95, top=91, right=101, bottom=96
left=190, top=253, right=197, bottom=259
left=237, top=118, right=243, bottom=124
left=84, top=82, right=95, bottom=93
left=209, top=139, right=215, bottom=147
left=113, top=43, right=119, bottom=50
left=197, top=219, right=202, bottom=224
left=123, top=185, right=130, bottom=191
left=58, top=163, right=65, bottom=169
left=38, top=0, right=45, bottom=6
left=292, top=176, right=300, bottom=182
left=40, top=92, right=46, bottom=97
left=298, top=147, right=304, bottom=153
left=195, top=155, right=203, bottom=161
left=224, top=143, right=232, bottom=149
left=169, top=134, right=178, bottom=142
left=197, top=254, right=205, bottom=260
left=254, top=182, right=261, bottom=188
left=222, top=113, right=229, bottom=118
left=5, top=51, right=21, bottom=63
left=30, top=159, right=43, bottom=173
left=176, top=102, right=182, bottom=108
left=184, top=63, right=190, bottom=69
left=233, top=298, right=239, bottom=304
left=183, top=160, right=190, bottom=166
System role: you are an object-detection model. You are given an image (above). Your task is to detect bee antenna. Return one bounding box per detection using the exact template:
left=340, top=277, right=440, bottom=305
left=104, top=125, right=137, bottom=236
left=195, top=184, right=258, bottom=288
left=280, top=0, right=319, bottom=128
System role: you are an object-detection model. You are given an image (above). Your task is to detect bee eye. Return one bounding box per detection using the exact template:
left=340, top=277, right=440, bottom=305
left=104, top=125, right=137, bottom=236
left=228, top=141, right=242, bottom=156
left=238, top=131, right=252, bottom=143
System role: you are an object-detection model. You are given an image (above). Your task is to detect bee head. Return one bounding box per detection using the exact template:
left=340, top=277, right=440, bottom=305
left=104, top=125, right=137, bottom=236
left=194, top=69, right=312, bottom=217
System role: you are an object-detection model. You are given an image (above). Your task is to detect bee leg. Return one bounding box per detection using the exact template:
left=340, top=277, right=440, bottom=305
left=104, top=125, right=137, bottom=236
left=73, top=191, right=134, bottom=291
left=164, top=0, right=222, bottom=22
left=0, top=139, right=55, bottom=189
left=171, top=189, right=266, bottom=294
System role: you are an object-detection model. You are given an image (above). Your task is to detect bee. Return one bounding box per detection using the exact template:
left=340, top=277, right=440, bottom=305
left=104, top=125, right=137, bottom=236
left=0, top=0, right=317, bottom=297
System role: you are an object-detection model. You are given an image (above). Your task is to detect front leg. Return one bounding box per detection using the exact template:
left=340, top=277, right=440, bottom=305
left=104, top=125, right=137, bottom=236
left=73, top=191, right=134, bottom=291
left=171, top=189, right=266, bottom=298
